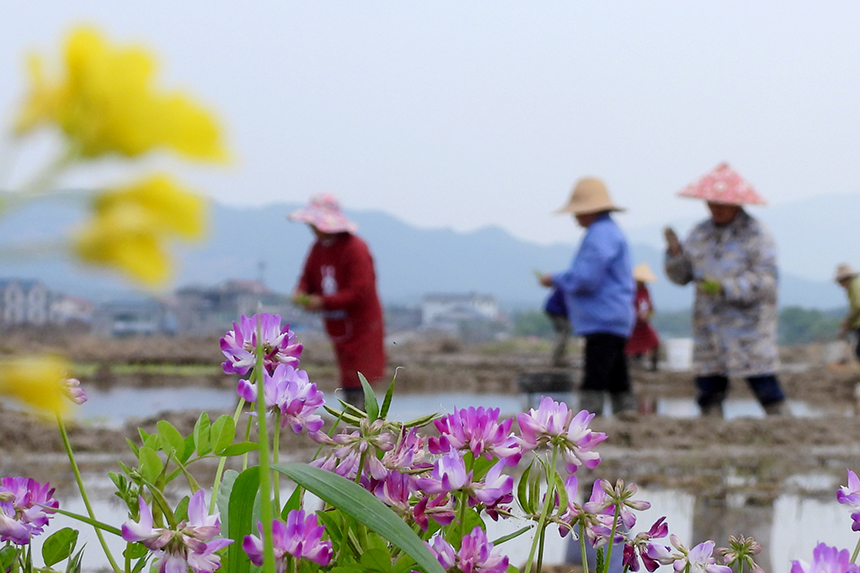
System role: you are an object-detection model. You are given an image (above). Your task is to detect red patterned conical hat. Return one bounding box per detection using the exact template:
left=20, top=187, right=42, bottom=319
left=677, top=163, right=766, bottom=205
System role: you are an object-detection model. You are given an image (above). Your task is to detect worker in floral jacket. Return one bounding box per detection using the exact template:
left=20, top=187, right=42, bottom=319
left=290, top=194, right=386, bottom=410
left=664, top=163, right=788, bottom=417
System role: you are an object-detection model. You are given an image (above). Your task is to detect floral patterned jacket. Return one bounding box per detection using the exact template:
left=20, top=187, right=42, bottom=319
left=664, top=209, right=780, bottom=377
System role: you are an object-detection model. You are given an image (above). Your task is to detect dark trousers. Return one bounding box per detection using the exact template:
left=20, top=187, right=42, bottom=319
left=853, top=329, right=860, bottom=361
left=582, top=333, right=631, bottom=394
left=695, top=374, right=786, bottom=409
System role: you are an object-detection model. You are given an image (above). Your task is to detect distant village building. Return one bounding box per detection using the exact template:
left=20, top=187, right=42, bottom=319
left=50, top=295, right=96, bottom=325
left=174, top=279, right=307, bottom=336
left=92, top=299, right=174, bottom=337
left=419, top=293, right=503, bottom=338
left=0, top=279, right=50, bottom=326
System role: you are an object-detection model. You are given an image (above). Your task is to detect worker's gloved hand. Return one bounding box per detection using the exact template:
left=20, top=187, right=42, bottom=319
left=663, top=226, right=681, bottom=255
left=699, top=278, right=722, bottom=296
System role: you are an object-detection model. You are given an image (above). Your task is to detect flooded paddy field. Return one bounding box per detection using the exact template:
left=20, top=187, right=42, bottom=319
left=1, top=334, right=859, bottom=571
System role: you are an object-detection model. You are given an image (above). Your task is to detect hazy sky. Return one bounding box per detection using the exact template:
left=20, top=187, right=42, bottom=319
left=2, top=1, right=859, bottom=249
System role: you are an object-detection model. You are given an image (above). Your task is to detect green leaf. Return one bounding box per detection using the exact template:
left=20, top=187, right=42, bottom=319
left=0, top=546, right=15, bottom=572
left=156, top=420, right=186, bottom=460
left=65, top=543, right=86, bottom=573
left=174, top=495, right=190, bottom=522
left=143, top=433, right=160, bottom=450
left=280, top=486, right=302, bottom=520
left=217, top=441, right=258, bottom=457
left=392, top=554, right=417, bottom=573
left=138, top=446, right=164, bottom=484
left=123, top=543, right=148, bottom=560
left=360, top=548, right=393, bottom=572
left=273, top=463, right=445, bottom=573
left=492, top=525, right=532, bottom=546
left=46, top=506, right=122, bottom=537
left=42, top=527, right=78, bottom=566
left=193, top=411, right=211, bottom=455
left=553, top=472, right=568, bottom=516
left=359, top=372, right=379, bottom=421
left=226, top=467, right=261, bottom=573
left=379, top=372, right=397, bottom=419
left=216, top=469, right=238, bottom=534
left=125, top=438, right=139, bottom=457
left=517, top=462, right=533, bottom=514
left=402, top=412, right=442, bottom=428
left=211, top=415, right=236, bottom=453
left=181, top=435, right=196, bottom=464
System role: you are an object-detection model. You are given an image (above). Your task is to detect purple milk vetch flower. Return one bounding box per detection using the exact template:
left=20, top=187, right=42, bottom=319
left=237, top=364, right=325, bottom=434
left=220, top=313, right=302, bottom=375
left=414, top=494, right=456, bottom=531
left=837, top=469, right=860, bottom=531
left=62, top=378, right=87, bottom=405
left=717, top=535, right=764, bottom=573
left=381, top=427, right=430, bottom=473
left=591, top=479, right=651, bottom=529
left=623, top=517, right=669, bottom=572
left=122, top=490, right=232, bottom=573
left=791, top=543, right=860, bottom=573
left=243, top=511, right=333, bottom=570
left=0, top=477, right=59, bottom=544
left=427, top=527, right=509, bottom=573
left=429, top=406, right=522, bottom=466
left=517, top=397, right=607, bottom=472
left=417, top=451, right=470, bottom=495
left=659, top=536, right=731, bottom=573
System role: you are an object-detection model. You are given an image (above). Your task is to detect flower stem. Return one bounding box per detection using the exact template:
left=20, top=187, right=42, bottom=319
left=580, top=524, right=589, bottom=573
left=253, top=318, right=276, bottom=573
left=852, top=534, right=860, bottom=562
left=209, top=398, right=246, bottom=514
left=273, top=410, right=281, bottom=510
left=56, top=414, right=122, bottom=573
left=604, top=503, right=621, bottom=573
left=524, top=446, right=559, bottom=573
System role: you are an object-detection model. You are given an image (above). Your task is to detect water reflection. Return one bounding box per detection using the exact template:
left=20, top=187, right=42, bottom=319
left=74, top=386, right=849, bottom=428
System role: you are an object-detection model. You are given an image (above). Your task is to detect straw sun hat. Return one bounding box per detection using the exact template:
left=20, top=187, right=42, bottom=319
left=555, top=177, right=624, bottom=216
left=633, top=262, right=657, bottom=283
left=834, top=263, right=859, bottom=282
left=678, top=162, right=767, bottom=206
left=288, top=193, right=358, bottom=234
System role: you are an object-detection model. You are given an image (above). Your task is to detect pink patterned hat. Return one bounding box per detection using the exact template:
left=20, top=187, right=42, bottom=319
left=288, top=193, right=358, bottom=234
left=677, top=163, right=767, bottom=206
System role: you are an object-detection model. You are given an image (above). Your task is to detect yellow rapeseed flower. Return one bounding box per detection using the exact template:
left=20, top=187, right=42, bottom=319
left=73, top=174, right=207, bottom=286
left=0, top=355, right=72, bottom=419
left=15, top=26, right=227, bottom=162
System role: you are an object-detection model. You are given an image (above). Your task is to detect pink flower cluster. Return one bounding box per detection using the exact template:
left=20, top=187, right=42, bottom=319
left=220, top=313, right=302, bottom=376
left=236, top=363, right=325, bottom=435
left=0, top=477, right=58, bottom=544
left=122, top=490, right=232, bottom=573
left=243, top=511, right=333, bottom=571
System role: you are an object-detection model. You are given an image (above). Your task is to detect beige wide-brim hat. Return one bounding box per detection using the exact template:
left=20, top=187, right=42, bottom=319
left=633, top=262, right=657, bottom=283
left=834, top=263, right=858, bottom=282
left=555, top=177, right=625, bottom=216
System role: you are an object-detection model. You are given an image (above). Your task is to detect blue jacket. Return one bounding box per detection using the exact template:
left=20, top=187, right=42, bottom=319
left=544, top=286, right=567, bottom=317
left=553, top=213, right=634, bottom=337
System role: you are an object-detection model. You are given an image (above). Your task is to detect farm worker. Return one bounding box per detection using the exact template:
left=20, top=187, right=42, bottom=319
left=538, top=177, right=636, bottom=416
left=543, top=286, right=571, bottom=368
left=625, top=262, right=660, bottom=371
left=663, top=163, right=788, bottom=417
left=289, top=193, right=386, bottom=411
left=834, top=263, right=860, bottom=361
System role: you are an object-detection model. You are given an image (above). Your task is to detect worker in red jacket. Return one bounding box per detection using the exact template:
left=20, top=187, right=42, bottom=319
left=289, top=193, right=386, bottom=410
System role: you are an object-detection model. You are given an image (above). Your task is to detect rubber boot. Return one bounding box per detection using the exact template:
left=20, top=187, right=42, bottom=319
left=579, top=390, right=605, bottom=416
left=340, top=388, right=365, bottom=413
left=610, top=392, right=638, bottom=415
left=700, top=402, right=724, bottom=418
left=763, top=400, right=790, bottom=416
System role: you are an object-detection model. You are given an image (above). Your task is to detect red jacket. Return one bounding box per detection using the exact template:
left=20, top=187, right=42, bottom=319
left=297, top=233, right=386, bottom=388
left=625, top=284, right=660, bottom=355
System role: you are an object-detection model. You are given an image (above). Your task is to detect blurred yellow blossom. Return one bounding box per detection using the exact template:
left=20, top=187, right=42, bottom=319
left=0, top=355, right=72, bottom=419
left=73, top=174, right=207, bottom=286
left=15, top=26, right=227, bottom=162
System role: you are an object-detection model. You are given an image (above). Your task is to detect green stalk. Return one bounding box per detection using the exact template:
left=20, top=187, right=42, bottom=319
left=253, top=319, right=276, bottom=573
left=56, top=414, right=122, bottom=573
left=852, top=534, right=860, bottom=562
left=524, top=446, right=559, bottom=573
left=580, top=522, right=589, bottom=573
left=273, top=410, right=281, bottom=510
left=604, top=502, right=621, bottom=573
left=209, top=398, right=246, bottom=513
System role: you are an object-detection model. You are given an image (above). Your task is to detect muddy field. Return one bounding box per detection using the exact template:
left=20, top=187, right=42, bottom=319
left=2, top=333, right=860, bottom=494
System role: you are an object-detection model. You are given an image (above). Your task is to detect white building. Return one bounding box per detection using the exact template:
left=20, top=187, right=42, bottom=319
left=420, top=292, right=500, bottom=327
left=0, top=279, right=49, bottom=326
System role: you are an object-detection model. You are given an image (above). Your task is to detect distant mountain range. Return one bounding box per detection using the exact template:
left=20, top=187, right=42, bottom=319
left=0, top=197, right=849, bottom=312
